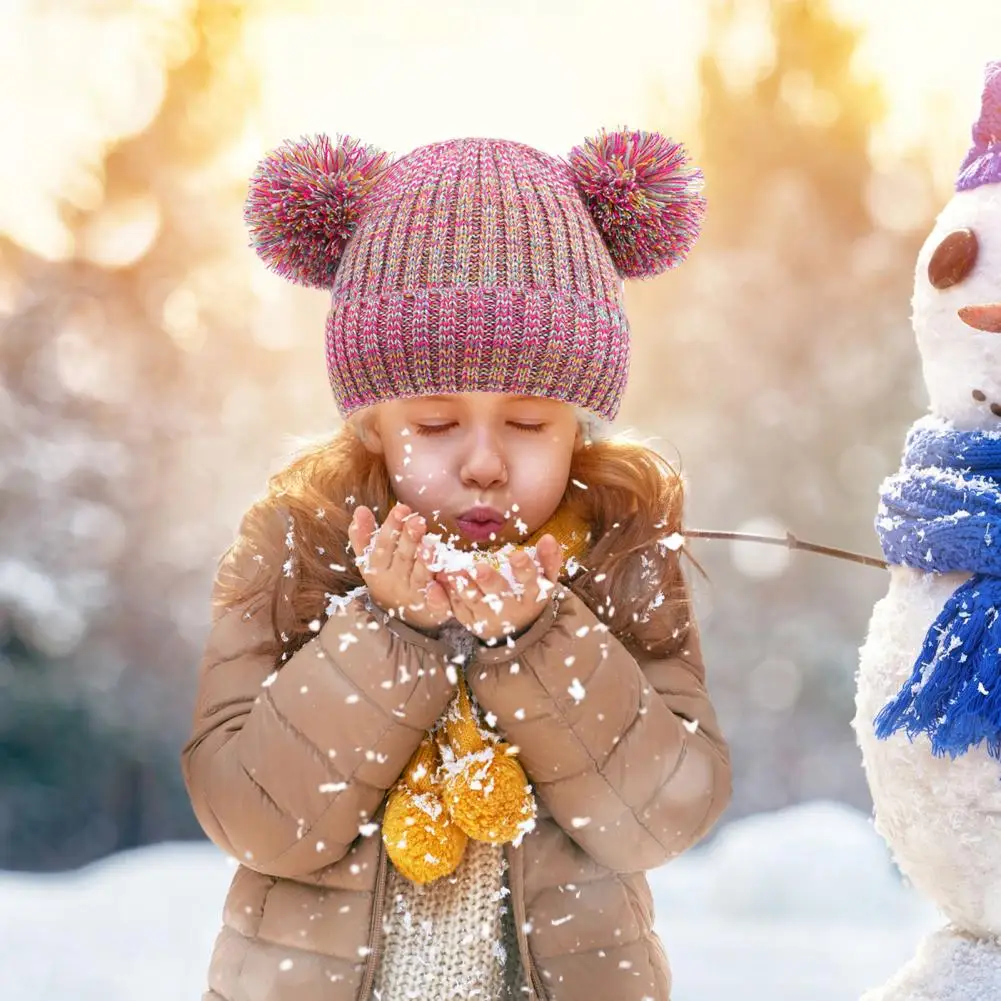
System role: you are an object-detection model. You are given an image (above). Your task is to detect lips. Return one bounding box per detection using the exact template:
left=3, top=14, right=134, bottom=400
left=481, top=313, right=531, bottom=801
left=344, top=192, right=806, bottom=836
left=958, top=303, right=1001, bottom=332
left=456, top=506, right=506, bottom=542
left=459, top=506, right=505, bottom=524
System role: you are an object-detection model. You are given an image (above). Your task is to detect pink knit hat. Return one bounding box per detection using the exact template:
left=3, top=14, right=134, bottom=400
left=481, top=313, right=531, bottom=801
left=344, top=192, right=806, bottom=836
left=245, top=130, right=704, bottom=421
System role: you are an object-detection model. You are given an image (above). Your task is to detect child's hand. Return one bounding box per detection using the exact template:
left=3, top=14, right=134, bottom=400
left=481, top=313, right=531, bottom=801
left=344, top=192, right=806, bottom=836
left=349, top=502, right=452, bottom=633
left=438, top=535, right=563, bottom=645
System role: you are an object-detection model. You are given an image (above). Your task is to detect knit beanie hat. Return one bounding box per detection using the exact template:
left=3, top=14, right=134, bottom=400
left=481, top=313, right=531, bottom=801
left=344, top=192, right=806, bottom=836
left=957, top=60, right=1001, bottom=192
left=244, top=129, right=705, bottom=422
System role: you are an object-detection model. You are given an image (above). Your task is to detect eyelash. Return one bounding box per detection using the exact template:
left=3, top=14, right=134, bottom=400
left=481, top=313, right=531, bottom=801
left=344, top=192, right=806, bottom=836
left=413, top=422, right=546, bottom=436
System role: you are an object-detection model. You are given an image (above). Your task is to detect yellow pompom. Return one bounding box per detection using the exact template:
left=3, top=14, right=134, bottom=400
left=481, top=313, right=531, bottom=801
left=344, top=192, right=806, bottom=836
left=382, top=736, right=467, bottom=884
left=441, top=676, right=537, bottom=844
left=443, top=743, right=537, bottom=844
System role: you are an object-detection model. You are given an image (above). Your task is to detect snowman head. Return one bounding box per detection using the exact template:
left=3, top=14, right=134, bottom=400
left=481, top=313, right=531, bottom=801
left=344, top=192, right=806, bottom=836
left=912, top=61, right=1001, bottom=430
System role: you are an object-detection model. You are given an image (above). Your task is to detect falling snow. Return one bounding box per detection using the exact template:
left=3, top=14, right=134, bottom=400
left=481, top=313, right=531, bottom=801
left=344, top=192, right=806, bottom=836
left=658, top=532, right=685, bottom=552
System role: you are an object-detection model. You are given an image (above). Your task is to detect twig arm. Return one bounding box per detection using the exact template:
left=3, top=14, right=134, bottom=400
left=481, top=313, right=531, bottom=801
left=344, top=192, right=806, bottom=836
left=683, top=529, right=888, bottom=570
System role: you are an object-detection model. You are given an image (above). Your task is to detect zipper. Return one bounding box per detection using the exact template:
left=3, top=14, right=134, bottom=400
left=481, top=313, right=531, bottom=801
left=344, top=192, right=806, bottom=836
left=359, top=838, right=389, bottom=1000
left=505, top=843, right=548, bottom=1001
left=527, top=941, right=547, bottom=999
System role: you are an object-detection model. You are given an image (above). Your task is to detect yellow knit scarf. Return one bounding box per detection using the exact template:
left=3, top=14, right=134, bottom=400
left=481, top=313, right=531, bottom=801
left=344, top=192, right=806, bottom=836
left=381, top=503, right=592, bottom=884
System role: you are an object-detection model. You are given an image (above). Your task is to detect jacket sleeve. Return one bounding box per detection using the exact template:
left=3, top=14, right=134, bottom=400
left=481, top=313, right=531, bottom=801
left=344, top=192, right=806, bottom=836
left=181, top=504, right=455, bottom=881
left=467, top=585, right=731, bottom=873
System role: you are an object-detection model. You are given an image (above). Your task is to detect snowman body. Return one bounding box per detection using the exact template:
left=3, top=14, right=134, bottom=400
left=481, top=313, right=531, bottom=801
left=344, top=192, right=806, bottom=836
left=853, top=81, right=1001, bottom=955
left=855, top=564, right=1001, bottom=937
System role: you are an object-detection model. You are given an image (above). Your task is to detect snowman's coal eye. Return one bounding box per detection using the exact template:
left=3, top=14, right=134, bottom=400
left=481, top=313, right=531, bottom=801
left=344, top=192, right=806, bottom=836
left=927, top=228, right=979, bottom=289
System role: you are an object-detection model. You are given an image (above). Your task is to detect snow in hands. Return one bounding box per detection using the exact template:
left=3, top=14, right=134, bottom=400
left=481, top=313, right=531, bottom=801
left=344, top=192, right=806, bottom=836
left=348, top=499, right=562, bottom=643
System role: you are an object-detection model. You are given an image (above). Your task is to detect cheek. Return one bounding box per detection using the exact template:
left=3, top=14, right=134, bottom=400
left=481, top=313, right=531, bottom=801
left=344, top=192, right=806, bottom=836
left=510, top=445, right=573, bottom=495
left=384, top=447, right=454, bottom=505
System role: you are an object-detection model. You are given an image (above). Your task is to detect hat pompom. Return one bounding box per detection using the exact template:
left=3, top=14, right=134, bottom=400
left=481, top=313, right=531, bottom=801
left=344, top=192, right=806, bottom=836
left=568, top=128, right=705, bottom=278
left=244, top=134, right=391, bottom=289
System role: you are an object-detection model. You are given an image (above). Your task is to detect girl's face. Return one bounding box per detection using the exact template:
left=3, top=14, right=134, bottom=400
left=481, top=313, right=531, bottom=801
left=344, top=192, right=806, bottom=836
left=353, top=392, right=584, bottom=546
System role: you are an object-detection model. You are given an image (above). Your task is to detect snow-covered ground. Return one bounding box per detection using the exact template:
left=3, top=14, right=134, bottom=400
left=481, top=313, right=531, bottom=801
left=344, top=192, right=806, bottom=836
left=0, top=801, right=943, bottom=1001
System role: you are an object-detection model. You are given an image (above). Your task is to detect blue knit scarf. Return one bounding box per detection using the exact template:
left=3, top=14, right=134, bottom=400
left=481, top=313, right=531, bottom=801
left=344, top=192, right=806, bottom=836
left=873, top=417, right=1001, bottom=759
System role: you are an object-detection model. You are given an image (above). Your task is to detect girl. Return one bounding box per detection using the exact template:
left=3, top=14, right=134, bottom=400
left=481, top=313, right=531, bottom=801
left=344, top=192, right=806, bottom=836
left=183, top=130, right=731, bottom=1001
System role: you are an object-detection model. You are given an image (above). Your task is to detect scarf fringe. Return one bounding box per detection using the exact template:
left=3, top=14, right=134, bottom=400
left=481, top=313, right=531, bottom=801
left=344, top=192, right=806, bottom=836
left=874, top=574, right=1001, bottom=759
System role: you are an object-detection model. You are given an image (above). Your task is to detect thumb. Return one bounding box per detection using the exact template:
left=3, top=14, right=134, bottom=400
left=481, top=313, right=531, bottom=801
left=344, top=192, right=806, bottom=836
left=537, top=534, right=563, bottom=582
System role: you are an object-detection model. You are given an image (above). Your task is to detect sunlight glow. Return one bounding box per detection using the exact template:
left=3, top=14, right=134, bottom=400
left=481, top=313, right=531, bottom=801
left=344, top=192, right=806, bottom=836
left=2, top=0, right=999, bottom=254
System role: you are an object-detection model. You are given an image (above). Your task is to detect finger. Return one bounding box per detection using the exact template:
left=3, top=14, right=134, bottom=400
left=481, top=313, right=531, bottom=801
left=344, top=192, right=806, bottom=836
left=435, top=570, right=477, bottom=613
left=369, top=502, right=410, bottom=573
left=425, top=579, right=452, bottom=618
left=391, top=511, right=424, bottom=584
left=452, top=572, right=479, bottom=602
left=411, top=537, right=434, bottom=591
left=405, top=522, right=448, bottom=620
left=470, top=562, right=506, bottom=596
left=441, top=574, right=473, bottom=624
left=349, top=506, right=377, bottom=566
left=449, top=572, right=489, bottom=615
left=463, top=568, right=509, bottom=621
left=536, top=534, right=563, bottom=583
left=505, top=548, right=542, bottom=609
left=511, top=544, right=554, bottom=606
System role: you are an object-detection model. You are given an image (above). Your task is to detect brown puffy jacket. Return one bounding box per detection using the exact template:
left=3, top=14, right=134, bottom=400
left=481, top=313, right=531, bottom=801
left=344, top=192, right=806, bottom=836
left=182, top=505, right=731, bottom=1000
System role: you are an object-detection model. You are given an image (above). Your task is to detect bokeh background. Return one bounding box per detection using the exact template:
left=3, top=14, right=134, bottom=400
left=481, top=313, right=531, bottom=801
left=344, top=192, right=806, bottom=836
left=2, top=0, right=998, bottom=872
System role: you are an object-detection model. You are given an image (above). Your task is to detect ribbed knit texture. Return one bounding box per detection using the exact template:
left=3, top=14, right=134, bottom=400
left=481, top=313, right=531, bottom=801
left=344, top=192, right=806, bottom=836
left=372, top=839, right=524, bottom=1000
left=956, top=60, right=1001, bottom=191
left=325, top=138, right=629, bottom=422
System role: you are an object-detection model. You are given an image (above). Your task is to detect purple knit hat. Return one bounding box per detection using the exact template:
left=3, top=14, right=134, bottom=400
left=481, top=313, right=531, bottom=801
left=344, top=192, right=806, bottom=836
left=957, top=60, right=1001, bottom=192
left=244, top=130, right=704, bottom=421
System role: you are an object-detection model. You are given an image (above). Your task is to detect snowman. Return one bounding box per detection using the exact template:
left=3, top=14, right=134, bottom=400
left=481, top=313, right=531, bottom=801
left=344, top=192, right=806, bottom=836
left=853, top=61, right=1001, bottom=1000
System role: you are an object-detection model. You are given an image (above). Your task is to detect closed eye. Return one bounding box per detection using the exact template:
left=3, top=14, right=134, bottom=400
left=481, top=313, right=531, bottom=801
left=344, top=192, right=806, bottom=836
left=412, top=423, right=454, bottom=436
left=413, top=422, right=547, bottom=436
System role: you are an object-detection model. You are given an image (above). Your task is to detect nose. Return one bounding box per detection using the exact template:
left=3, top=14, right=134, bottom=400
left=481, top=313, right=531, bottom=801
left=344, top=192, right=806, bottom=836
left=958, top=303, right=1001, bottom=332
left=459, top=429, right=507, bottom=489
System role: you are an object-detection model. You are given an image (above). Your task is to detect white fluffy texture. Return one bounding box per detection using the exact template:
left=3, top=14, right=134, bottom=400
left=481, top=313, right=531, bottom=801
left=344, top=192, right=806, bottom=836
left=572, top=405, right=610, bottom=443
left=861, top=928, right=1001, bottom=1001
left=422, top=534, right=542, bottom=594
left=0, top=802, right=946, bottom=1001
left=855, top=567, right=1001, bottom=937
left=911, top=183, right=1001, bottom=429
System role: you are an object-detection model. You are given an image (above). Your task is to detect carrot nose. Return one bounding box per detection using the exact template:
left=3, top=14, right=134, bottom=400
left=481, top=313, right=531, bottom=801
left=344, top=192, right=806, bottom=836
left=958, top=303, right=1001, bottom=332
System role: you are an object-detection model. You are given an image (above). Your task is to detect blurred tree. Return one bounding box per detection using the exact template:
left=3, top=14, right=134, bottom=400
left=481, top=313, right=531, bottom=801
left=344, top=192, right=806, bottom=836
left=0, top=0, right=284, bottom=870
left=623, top=0, right=935, bottom=822
left=700, top=0, right=884, bottom=242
